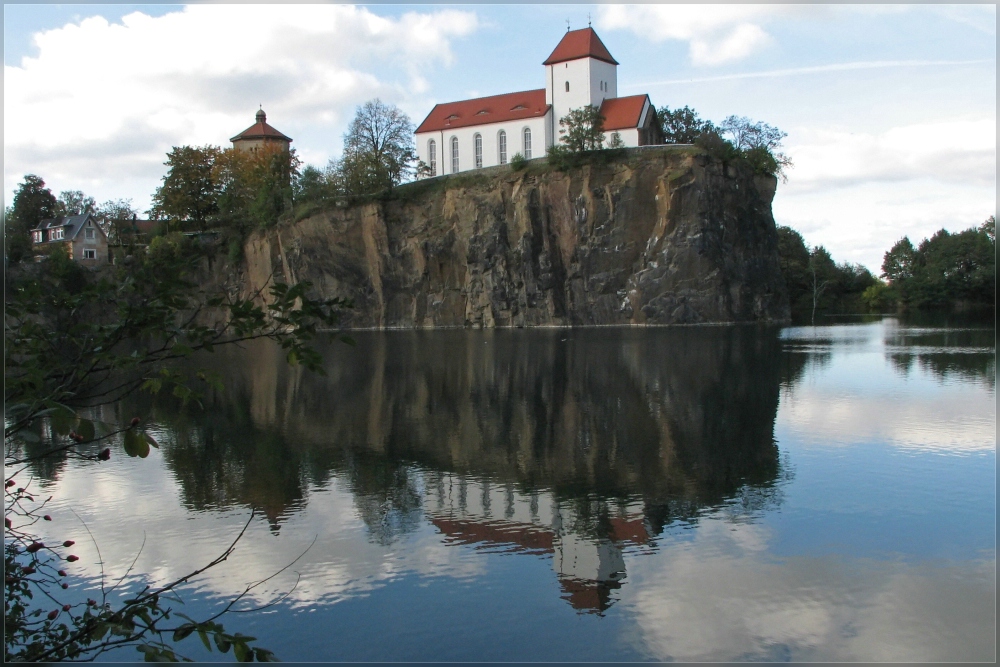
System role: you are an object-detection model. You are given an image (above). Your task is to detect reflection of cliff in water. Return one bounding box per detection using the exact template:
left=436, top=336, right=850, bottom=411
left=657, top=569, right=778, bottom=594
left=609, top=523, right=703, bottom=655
left=124, top=327, right=785, bottom=610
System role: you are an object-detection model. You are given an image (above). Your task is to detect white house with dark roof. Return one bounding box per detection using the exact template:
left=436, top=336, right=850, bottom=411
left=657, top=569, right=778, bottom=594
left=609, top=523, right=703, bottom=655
left=415, top=27, right=661, bottom=176
left=31, top=213, right=109, bottom=265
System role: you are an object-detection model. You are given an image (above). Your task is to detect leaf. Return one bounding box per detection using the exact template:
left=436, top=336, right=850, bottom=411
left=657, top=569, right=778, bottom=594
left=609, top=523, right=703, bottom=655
left=144, top=432, right=160, bottom=449
left=254, top=648, right=277, bottom=662
left=233, top=642, right=252, bottom=663
left=124, top=429, right=151, bottom=458
left=197, top=628, right=212, bottom=652
left=76, top=419, right=95, bottom=442
left=214, top=633, right=231, bottom=654
left=90, top=621, right=110, bottom=641
left=173, top=624, right=196, bottom=642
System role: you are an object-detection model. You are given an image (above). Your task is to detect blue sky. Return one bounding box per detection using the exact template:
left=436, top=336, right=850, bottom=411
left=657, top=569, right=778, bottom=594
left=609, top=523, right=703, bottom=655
left=4, top=3, right=995, bottom=271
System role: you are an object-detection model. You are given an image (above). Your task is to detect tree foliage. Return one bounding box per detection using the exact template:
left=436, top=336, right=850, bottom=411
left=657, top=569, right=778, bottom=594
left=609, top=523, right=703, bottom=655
left=5, top=175, right=58, bottom=263
left=881, top=217, right=995, bottom=310
left=337, top=99, right=415, bottom=195
left=54, top=191, right=97, bottom=217
left=719, top=115, right=792, bottom=180
left=213, top=146, right=299, bottom=234
left=775, top=225, right=878, bottom=321
left=149, top=146, right=221, bottom=230
left=657, top=105, right=714, bottom=144
left=558, top=105, right=605, bottom=152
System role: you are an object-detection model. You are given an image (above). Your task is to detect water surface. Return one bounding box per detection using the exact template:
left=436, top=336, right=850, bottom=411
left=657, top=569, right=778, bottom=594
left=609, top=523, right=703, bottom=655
left=18, top=319, right=996, bottom=661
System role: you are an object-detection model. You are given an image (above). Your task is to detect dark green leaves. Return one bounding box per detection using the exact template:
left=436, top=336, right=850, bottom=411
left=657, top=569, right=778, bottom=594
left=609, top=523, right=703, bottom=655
left=124, top=429, right=150, bottom=458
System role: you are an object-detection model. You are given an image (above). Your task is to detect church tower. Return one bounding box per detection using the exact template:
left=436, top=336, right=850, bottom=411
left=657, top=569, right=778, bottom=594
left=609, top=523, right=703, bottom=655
left=543, top=27, right=619, bottom=140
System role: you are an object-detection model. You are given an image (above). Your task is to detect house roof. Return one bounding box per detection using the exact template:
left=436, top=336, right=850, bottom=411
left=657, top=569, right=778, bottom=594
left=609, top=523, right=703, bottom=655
left=415, top=89, right=550, bottom=134
left=600, top=95, right=649, bottom=131
left=543, top=27, right=619, bottom=66
left=32, top=213, right=103, bottom=241
left=230, top=109, right=292, bottom=143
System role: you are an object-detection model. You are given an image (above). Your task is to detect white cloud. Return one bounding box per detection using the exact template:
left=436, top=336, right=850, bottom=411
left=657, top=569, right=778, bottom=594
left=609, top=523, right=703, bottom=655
left=597, top=5, right=805, bottom=66
left=4, top=4, right=478, bottom=210
left=771, top=117, right=997, bottom=270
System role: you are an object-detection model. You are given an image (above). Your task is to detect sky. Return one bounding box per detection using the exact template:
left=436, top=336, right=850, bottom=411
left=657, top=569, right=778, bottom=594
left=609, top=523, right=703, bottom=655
left=3, top=3, right=996, bottom=272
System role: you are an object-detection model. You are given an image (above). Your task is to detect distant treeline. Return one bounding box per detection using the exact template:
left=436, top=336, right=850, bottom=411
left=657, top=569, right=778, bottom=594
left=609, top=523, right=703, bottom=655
left=777, top=216, right=995, bottom=322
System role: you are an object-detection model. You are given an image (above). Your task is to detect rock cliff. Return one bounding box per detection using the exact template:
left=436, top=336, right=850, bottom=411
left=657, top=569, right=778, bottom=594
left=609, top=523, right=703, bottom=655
left=242, top=147, right=789, bottom=328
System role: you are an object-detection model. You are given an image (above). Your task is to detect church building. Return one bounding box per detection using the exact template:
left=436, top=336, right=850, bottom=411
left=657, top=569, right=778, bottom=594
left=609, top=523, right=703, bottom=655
left=415, top=27, right=661, bottom=177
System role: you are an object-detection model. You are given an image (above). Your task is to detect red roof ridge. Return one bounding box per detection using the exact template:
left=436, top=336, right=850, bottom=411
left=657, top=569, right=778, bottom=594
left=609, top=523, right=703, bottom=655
left=543, top=27, right=619, bottom=66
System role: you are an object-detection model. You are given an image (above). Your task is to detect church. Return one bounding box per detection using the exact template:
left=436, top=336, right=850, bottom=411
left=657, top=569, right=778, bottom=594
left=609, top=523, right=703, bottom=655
left=414, top=27, right=661, bottom=177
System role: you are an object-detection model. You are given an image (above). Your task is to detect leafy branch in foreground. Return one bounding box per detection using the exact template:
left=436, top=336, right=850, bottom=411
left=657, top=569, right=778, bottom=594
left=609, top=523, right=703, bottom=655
left=5, top=236, right=351, bottom=661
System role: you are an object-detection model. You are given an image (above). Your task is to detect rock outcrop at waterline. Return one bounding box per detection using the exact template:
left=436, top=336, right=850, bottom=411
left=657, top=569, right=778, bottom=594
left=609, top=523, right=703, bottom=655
left=243, top=147, right=790, bottom=328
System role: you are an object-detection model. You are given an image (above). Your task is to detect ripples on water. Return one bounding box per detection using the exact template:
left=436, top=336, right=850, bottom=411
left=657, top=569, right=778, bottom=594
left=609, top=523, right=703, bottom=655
left=14, top=318, right=996, bottom=662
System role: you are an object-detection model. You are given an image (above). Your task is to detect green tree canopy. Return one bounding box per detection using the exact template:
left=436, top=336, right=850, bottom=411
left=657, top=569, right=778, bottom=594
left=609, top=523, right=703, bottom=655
left=338, top=99, right=415, bottom=195
left=150, top=145, right=221, bottom=230
left=558, top=105, right=605, bottom=152
left=657, top=105, right=714, bottom=144
left=5, top=174, right=58, bottom=262
left=55, top=190, right=97, bottom=217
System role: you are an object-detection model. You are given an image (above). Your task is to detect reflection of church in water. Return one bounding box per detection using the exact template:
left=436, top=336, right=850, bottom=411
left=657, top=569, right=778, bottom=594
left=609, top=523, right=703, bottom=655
left=424, top=474, right=650, bottom=614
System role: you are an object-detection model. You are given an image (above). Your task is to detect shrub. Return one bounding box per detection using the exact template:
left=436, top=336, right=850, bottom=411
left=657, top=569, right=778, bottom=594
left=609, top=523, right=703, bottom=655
left=509, top=152, right=527, bottom=171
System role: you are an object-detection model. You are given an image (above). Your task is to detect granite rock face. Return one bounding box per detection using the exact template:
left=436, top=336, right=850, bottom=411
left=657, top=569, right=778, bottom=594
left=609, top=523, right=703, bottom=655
left=243, top=147, right=790, bottom=328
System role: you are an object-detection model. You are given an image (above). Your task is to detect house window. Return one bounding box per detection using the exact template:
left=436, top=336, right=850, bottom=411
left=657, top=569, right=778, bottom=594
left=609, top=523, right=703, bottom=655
left=498, top=130, right=507, bottom=165
left=83, top=249, right=96, bottom=260
left=451, top=136, right=459, bottom=173
left=474, top=134, right=483, bottom=169
left=428, top=139, right=437, bottom=176
left=33, top=232, right=41, bottom=243
left=523, top=127, right=532, bottom=159
left=565, top=81, right=570, bottom=92
left=85, top=227, right=95, bottom=240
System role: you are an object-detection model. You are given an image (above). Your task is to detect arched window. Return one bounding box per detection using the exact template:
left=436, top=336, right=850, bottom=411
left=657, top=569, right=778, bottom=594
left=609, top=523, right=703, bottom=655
left=498, top=130, right=507, bottom=165
left=428, top=139, right=437, bottom=176
left=451, top=136, right=459, bottom=173
left=565, top=81, right=570, bottom=92
left=474, top=133, right=483, bottom=169
left=523, top=127, right=532, bottom=160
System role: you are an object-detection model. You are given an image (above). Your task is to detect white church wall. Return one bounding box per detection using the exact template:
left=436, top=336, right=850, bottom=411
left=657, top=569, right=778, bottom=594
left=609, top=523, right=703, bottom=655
left=603, top=128, right=640, bottom=148
left=416, top=113, right=550, bottom=176
left=547, top=57, right=618, bottom=130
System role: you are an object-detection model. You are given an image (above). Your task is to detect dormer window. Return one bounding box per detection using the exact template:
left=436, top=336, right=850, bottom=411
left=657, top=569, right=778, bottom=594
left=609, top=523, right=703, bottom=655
left=446, top=114, right=459, bottom=121
left=475, top=110, right=489, bottom=116
left=511, top=104, right=526, bottom=111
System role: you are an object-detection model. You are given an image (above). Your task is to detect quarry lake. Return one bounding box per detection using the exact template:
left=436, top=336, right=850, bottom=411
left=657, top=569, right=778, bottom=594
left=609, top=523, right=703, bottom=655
left=26, top=318, right=996, bottom=662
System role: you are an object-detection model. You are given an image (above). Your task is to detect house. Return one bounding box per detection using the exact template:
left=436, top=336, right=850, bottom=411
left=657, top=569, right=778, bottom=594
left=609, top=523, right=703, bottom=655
left=415, top=27, right=662, bottom=176
left=31, top=213, right=109, bottom=265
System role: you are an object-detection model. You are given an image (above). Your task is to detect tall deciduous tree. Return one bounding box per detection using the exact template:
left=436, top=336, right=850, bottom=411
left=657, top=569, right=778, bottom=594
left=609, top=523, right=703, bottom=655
left=339, top=99, right=415, bottom=195
left=150, top=146, right=221, bottom=230
left=97, top=198, right=139, bottom=246
left=719, top=115, right=792, bottom=179
left=558, top=105, right=605, bottom=152
left=5, top=174, right=58, bottom=263
left=55, top=190, right=97, bottom=217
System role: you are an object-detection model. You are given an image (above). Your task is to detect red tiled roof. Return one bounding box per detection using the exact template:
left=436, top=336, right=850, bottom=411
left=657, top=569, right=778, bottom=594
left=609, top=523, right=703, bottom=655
left=230, top=120, right=292, bottom=143
left=543, top=28, right=619, bottom=66
left=600, top=95, right=649, bottom=131
left=415, top=89, right=550, bottom=134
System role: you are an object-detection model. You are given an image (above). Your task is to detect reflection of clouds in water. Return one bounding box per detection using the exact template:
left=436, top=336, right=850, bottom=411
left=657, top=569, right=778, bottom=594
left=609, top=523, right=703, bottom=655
left=624, top=517, right=995, bottom=662
left=35, top=460, right=485, bottom=610
left=779, top=383, right=995, bottom=452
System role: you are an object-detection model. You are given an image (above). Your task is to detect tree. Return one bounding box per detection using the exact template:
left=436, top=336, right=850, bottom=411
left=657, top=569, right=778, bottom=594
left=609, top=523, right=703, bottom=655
left=5, top=175, right=58, bottom=263
left=294, top=164, right=339, bottom=207
left=657, top=105, right=714, bottom=144
left=5, top=231, right=351, bottom=661
left=607, top=131, right=625, bottom=150
left=558, top=105, right=605, bottom=152
left=881, top=237, right=916, bottom=284
left=54, top=190, right=97, bottom=217
left=719, top=116, right=792, bottom=179
left=213, top=146, right=299, bottom=234
left=338, top=99, right=415, bottom=195
left=96, top=198, right=139, bottom=246
left=150, top=146, right=221, bottom=230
